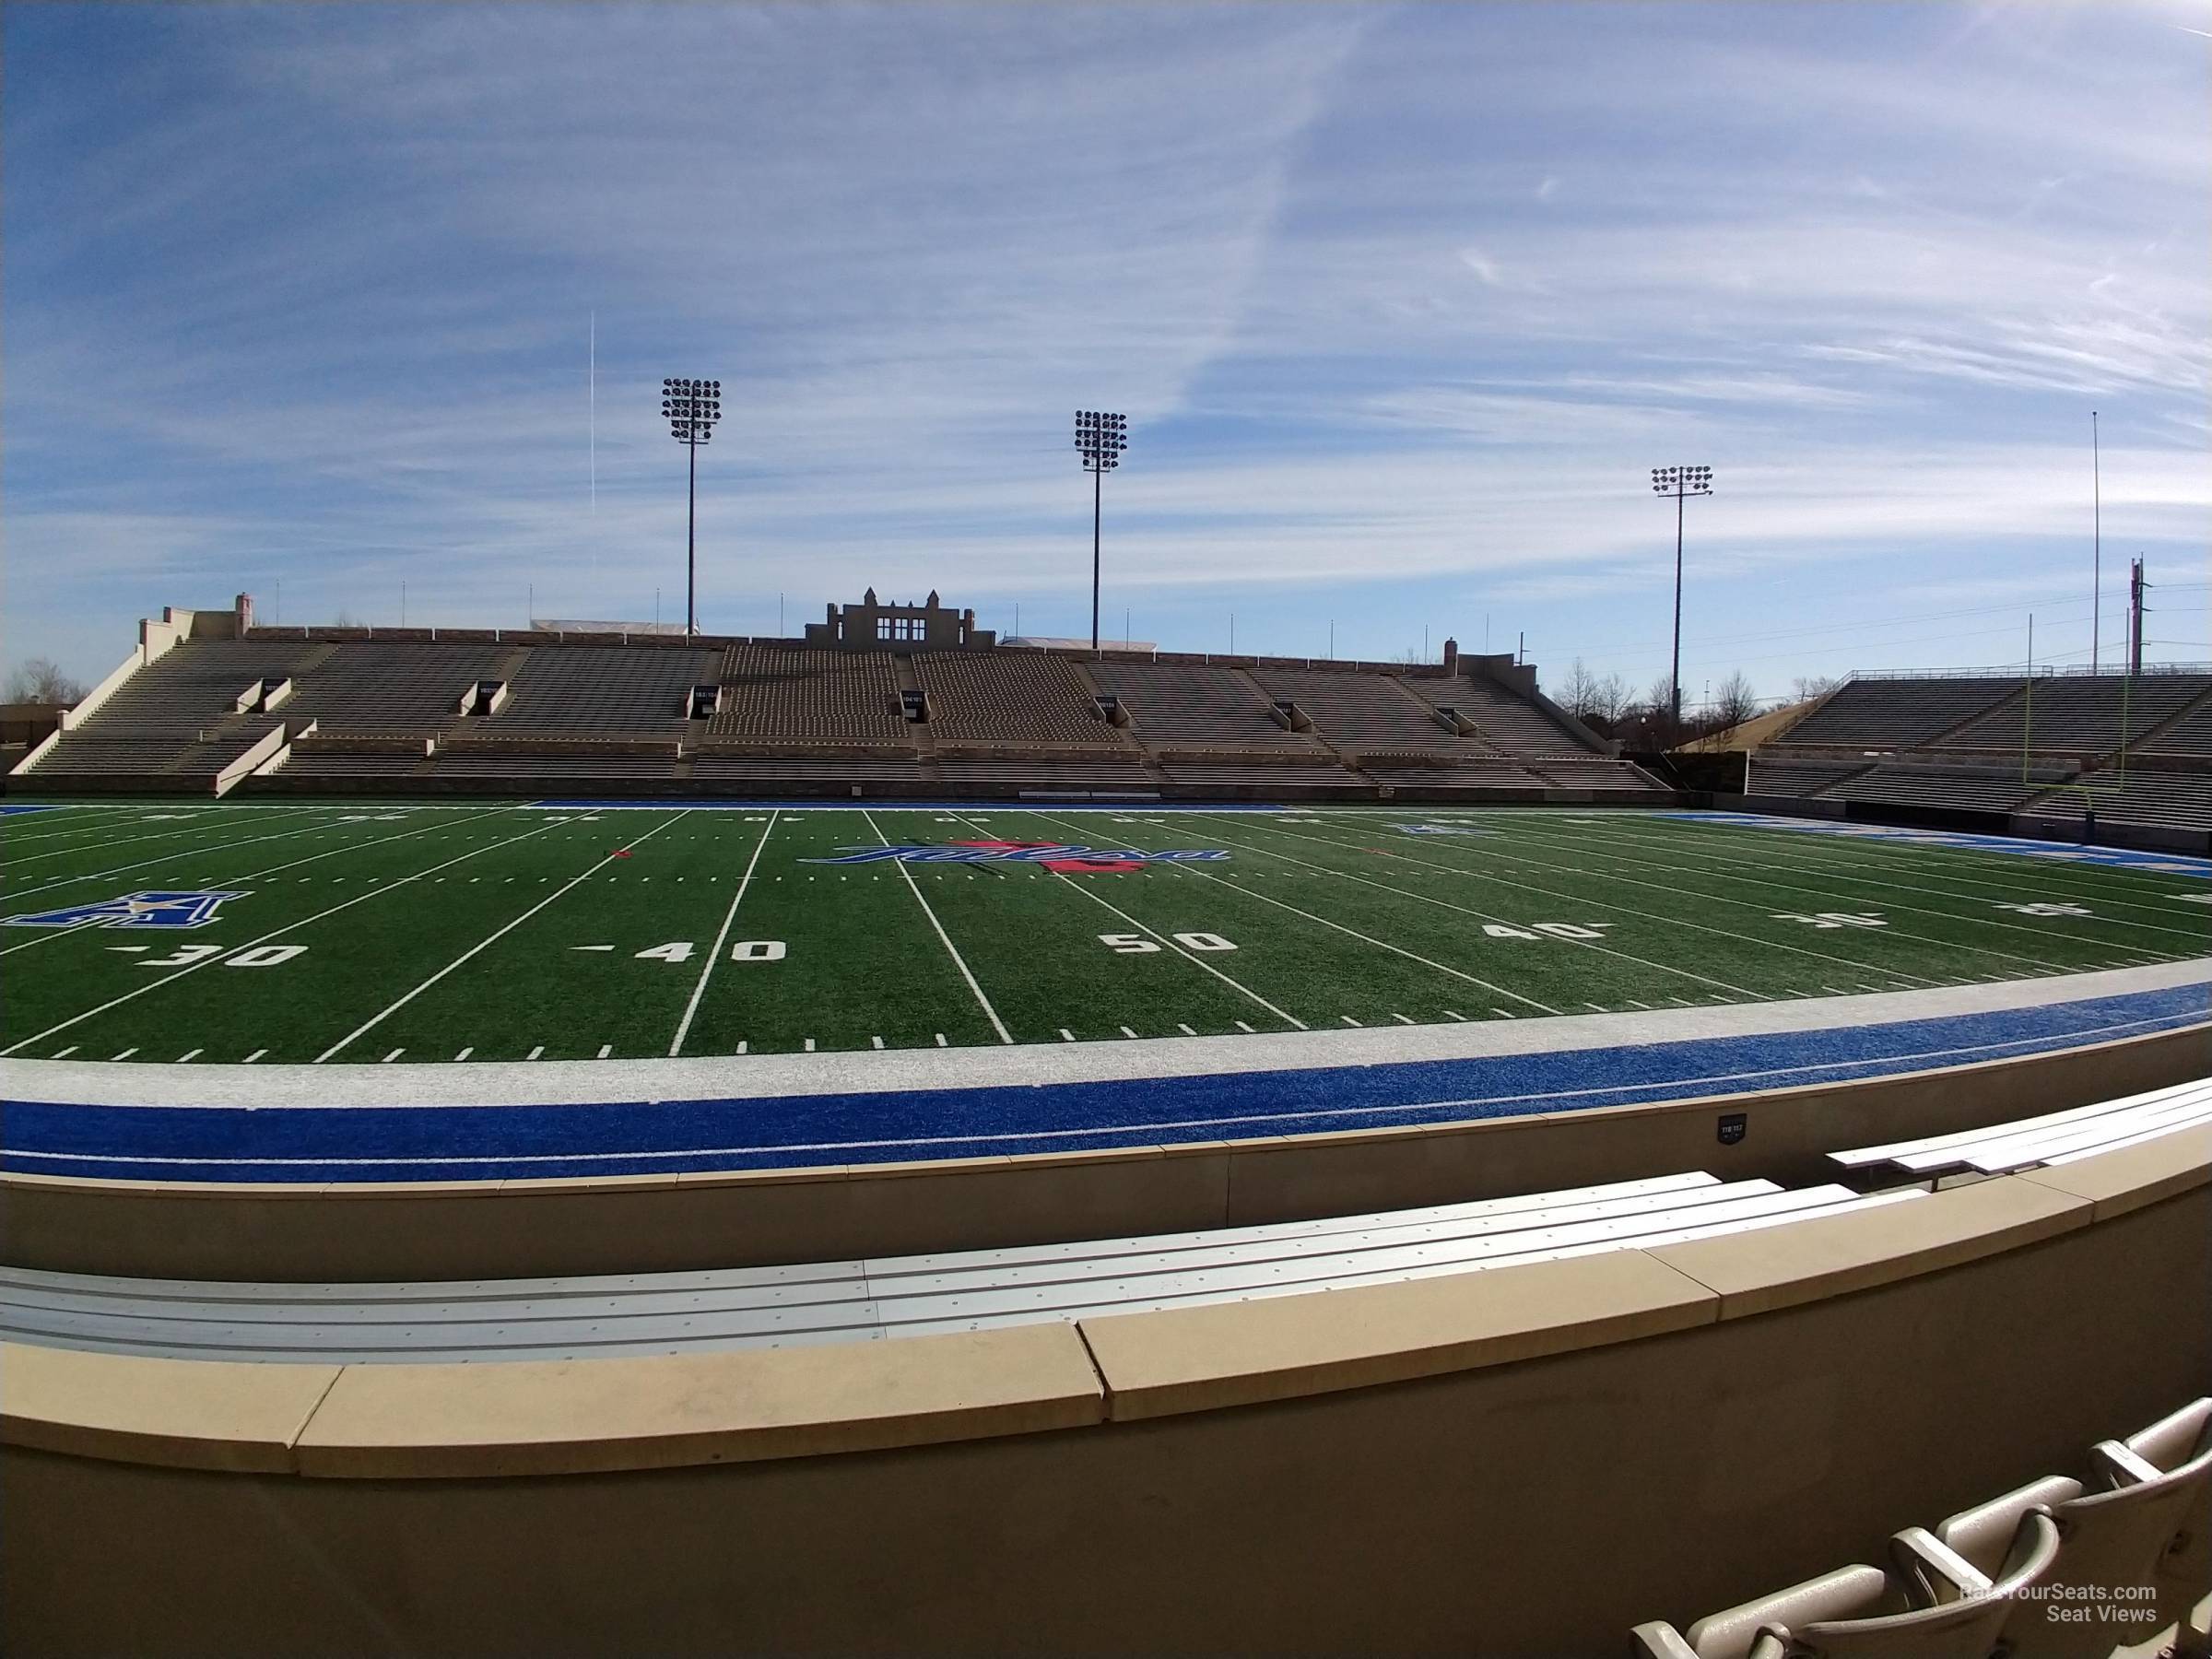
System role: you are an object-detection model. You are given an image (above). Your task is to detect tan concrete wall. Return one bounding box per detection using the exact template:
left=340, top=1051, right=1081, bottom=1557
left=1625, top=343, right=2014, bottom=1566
left=6, top=1019, right=2204, bottom=1282
left=4, top=1136, right=2207, bottom=1657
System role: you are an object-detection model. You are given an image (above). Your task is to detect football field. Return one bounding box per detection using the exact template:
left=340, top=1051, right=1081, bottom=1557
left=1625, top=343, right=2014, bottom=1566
left=3, top=802, right=2207, bottom=1066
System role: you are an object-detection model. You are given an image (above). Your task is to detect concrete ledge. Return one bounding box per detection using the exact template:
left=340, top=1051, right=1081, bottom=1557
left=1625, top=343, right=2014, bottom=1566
left=0, top=1344, right=338, bottom=1474
left=1647, top=1179, right=2091, bottom=1320
left=1077, top=1249, right=1718, bottom=1421
left=2016, top=1121, right=2212, bottom=1221
left=294, top=1322, right=1106, bottom=1479
left=5, top=1020, right=2201, bottom=1282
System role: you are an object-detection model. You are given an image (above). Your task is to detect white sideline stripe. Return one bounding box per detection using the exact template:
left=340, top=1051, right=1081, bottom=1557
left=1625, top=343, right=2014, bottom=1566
left=668, top=807, right=779, bottom=1056
left=312, top=811, right=692, bottom=1064
left=1451, top=817, right=2075, bottom=975
left=0, top=807, right=397, bottom=909
left=861, top=806, right=1012, bottom=1044
left=0, top=816, right=577, bottom=1058
left=1192, top=812, right=1771, bottom=1000
left=1229, top=810, right=1953, bottom=990
left=1025, top=808, right=1559, bottom=1018
left=0, top=806, right=519, bottom=958
left=1605, top=815, right=2212, bottom=940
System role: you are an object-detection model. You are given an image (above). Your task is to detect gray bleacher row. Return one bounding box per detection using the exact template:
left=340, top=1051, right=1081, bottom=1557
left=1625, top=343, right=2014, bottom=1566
left=0, top=1171, right=1911, bottom=1366
left=1780, top=673, right=2212, bottom=759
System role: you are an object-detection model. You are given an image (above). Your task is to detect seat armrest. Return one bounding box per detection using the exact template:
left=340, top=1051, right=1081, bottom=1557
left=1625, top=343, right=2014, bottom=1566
left=2094, top=1438, right=2166, bottom=1487
left=1629, top=1621, right=1700, bottom=1659
left=1890, top=1525, right=1994, bottom=1605
left=1937, top=1475, right=2083, bottom=1574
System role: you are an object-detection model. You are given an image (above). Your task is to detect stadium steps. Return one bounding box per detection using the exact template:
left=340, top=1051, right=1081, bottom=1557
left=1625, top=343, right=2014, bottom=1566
left=2124, top=679, right=2212, bottom=759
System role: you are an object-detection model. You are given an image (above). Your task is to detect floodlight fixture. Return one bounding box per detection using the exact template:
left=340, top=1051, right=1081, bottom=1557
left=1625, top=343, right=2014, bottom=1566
left=664, top=377, right=724, bottom=636
left=1075, top=409, right=1130, bottom=650
left=1649, top=464, right=1716, bottom=739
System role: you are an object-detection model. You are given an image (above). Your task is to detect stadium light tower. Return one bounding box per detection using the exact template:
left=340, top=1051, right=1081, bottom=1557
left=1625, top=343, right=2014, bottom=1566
left=663, top=377, right=722, bottom=637
left=1075, top=410, right=1128, bottom=651
left=1650, top=465, right=1713, bottom=738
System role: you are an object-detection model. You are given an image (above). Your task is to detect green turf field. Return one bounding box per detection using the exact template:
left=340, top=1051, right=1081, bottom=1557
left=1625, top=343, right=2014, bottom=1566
left=2, top=803, right=2206, bottom=1065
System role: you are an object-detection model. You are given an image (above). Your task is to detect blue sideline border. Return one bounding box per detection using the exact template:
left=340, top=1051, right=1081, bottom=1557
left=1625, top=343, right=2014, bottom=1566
left=5, top=984, right=2206, bottom=1184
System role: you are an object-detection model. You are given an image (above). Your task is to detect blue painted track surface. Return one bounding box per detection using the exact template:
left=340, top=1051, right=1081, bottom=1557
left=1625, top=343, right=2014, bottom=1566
left=5, top=983, right=2205, bottom=1183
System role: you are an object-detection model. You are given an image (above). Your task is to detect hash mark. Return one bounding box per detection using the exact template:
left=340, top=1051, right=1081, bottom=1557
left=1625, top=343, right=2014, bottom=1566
left=1177, top=1023, right=1196, bottom=1035
left=1391, top=1013, right=1415, bottom=1025
left=243, top=1048, right=265, bottom=1064
left=1584, top=1003, right=1606, bottom=1013
left=177, top=1048, right=202, bottom=1062
left=381, top=1049, right=403, bottom=1063
left=1341, top=1015, right=1362, bottom=1027
left=735, top=1041, right=747, bottom=1054
left=1060, top=1028, right=1077, bottom=1041
left=1491, top=1008, right=1516, bottom=1018
left=1442, top=1009, right=1465, bottom=1021
left=871, top=1035, right=885, bottom=1050
left=1233, top=1019, right=1254, bottom=1032
left=935, top=1033, right=947, bottom=1047
left=110, top=1047, right=137, bottom=1061
left=454, top=1047, right=474, bottom=1061
left=1120, top=1025, right=1139, bottom=1039
left=596, top=1043, right=613, bottom=1058
left=804, top=1038, right=817, bottom=1052
left=527, top=1046, right=544, bottom=1060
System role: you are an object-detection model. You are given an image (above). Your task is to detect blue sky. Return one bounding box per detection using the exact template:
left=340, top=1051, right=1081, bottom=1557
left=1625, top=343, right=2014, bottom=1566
left=6, top=2, right=2207, bottom=712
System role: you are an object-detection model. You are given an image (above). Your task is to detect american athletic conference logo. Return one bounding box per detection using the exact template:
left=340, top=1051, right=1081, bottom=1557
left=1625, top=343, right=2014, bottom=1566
left=2, top=889, right=246, bottom=930
left=804, top=841, right=1229, bottom=875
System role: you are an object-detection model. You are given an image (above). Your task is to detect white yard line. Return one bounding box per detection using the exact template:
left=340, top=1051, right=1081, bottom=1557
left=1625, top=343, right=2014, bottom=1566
left=0, top=815, right=579, bottom=1059
left=1188, top=813, right=1769, bottom=1000
left=1233, top=811, right=1951, bottom=989
left=312, top=810, right=692, bottom=1064
left=667, top=808, right=780, bottom=1056
left=860, top=806, right=1013, bottom=1044
left=940, top=807, right=1306, bottom=1032
left=0, top=806, right=466, bottom=911
left=0, top=805, right=148, bottom=847
left=1569, top=818, right=2204, bottom=949
left=1025, top=808, right=1560, bottom=1017
left=1, top=805, right=308, bottom=868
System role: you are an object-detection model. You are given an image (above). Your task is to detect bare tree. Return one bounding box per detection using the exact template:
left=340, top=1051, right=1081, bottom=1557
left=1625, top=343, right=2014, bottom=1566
left=1790, top=673, right=1841, bottom=703
left=3, top=658, right=88, bottom=705
left=1712, top=671, right=1759, bottom=730
left=1555, top=657, right=1601, bottom=719
left=1594, top=673, right=1631, bottom=726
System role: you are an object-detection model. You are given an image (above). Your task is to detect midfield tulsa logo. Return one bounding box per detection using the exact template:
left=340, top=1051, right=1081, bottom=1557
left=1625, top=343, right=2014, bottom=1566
left=804, top=841, right=1229, bottom=876
left=2, top=890, right=245, bottom=930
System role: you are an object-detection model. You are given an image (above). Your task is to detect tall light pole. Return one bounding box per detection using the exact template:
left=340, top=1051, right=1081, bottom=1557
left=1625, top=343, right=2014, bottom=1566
left=663, top=377, right=722, bottom=637
left=1075, top=409, right=1127, bottom=651
left=1650, top=464, right=1713, bottom=739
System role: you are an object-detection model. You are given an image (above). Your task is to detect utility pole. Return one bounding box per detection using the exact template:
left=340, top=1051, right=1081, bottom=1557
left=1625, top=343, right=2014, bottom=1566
left=2091, top=410, right=2101, bottom=673
left=2129, top=558, right=2147, bottom=677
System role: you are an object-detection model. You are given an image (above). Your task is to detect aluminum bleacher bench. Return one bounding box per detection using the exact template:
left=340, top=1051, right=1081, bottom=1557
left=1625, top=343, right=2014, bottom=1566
left=0, top=1171, right=1913, bottom=1366
left=1828, top=1080, right=2212, bottom=1182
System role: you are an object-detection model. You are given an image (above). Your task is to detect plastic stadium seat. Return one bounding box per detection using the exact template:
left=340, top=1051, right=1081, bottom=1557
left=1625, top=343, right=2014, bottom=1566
left=1900, top=1415, right=2212, bottom=1659
left=1630, top=1512, right=2058, bottom=1658
left=2114, top=1397, right=2212, bottom=1658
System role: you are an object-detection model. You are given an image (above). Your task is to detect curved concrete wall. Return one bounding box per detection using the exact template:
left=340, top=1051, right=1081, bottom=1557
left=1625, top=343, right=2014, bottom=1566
left=4, top=1128, right=2207, bottom=1655
left=5, top=1020, right=2205, bottom=1282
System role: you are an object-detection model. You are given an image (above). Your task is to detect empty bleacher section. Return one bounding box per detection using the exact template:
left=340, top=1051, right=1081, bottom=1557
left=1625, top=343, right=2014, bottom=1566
left=1742, top=668, right=2212, bottom=837
left=709, top=645, right=907, bottom=742
left=1084, top=659, right=1314, bottom=747
left=2024, top=768, right=2212, bottom=830
left=1772, top=675, right=2020, bottom=749
left=916, top=651, right=1113, bottom=747
left=1828, top=761, right=2067, bottom=816
left=483, top=646, right=717, bottom=735
left=1406, top=673, right=1597, bottom=754
left=15, top=612, right=1665, bottom=801
left=1933, top=672, right=2212, bottom=756
left=1744, top=757, right=1870, bottom=798
left=285, top=641, right=515, bottom=734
